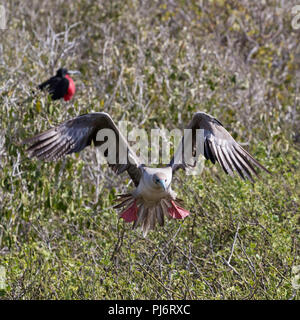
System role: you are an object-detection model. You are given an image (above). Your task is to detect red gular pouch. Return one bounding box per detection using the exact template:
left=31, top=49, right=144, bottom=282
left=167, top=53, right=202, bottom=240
left=120, top=200, right=138, bottom=222
left=64, top=74, right=76, bottom=101
left=168, top=200, right=191, bottom=219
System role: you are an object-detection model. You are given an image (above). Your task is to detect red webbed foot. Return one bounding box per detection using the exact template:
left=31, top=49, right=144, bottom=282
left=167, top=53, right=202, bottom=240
left=168, top=200, right=191, bottom=219
left=120, top=200, right=138, bottom=222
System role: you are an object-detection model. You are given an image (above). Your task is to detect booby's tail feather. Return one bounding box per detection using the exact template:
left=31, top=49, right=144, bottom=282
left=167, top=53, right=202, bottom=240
left=114, top=194, right=191, bottom=236
left=113, top=193, right=134, bottom=209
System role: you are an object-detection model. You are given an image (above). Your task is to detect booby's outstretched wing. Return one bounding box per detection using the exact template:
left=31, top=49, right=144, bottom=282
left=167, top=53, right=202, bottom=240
left=170, top=112, right=270, bottom=182
left=22, top=112, right=142, bottom=186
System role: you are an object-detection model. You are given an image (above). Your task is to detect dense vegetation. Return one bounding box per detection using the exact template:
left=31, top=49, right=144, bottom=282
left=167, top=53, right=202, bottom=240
left=0, top=0, right=299, bottom=299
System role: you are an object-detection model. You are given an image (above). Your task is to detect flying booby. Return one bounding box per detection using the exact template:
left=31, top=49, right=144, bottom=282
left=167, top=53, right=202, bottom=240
left=22, top=112, right=270, bottom=236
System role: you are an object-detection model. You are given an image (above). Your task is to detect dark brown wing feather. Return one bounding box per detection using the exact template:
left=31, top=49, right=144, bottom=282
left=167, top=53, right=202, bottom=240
left=38, top=76, right=69, bottom=100
left=22, top=112, right=142, bottom=186
left=170, top=112, right=270, bottom=182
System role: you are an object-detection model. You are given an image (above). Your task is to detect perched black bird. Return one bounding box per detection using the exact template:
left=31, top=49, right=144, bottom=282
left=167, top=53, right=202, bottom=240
left=38, top=68, right=80, bottom=101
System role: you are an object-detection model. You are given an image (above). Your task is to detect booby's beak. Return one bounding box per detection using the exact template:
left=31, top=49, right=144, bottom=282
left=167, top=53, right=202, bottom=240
left=159, top=179, right=167, bottom=191
left=67, top=70, right=81, bottom=75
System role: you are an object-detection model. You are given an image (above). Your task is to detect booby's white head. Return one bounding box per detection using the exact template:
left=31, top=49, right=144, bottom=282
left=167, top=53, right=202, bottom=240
left=152, top=172, right=169, bottom=191
left=140, top=166, right=173, bottom=192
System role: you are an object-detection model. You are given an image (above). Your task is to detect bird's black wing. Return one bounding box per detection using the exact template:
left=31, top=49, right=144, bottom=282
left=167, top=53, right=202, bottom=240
left=38, top=76, right=69, bottom=100
left=22, top=113, right=142, bottom=186
left=170, top=112, right=270, bottom=182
